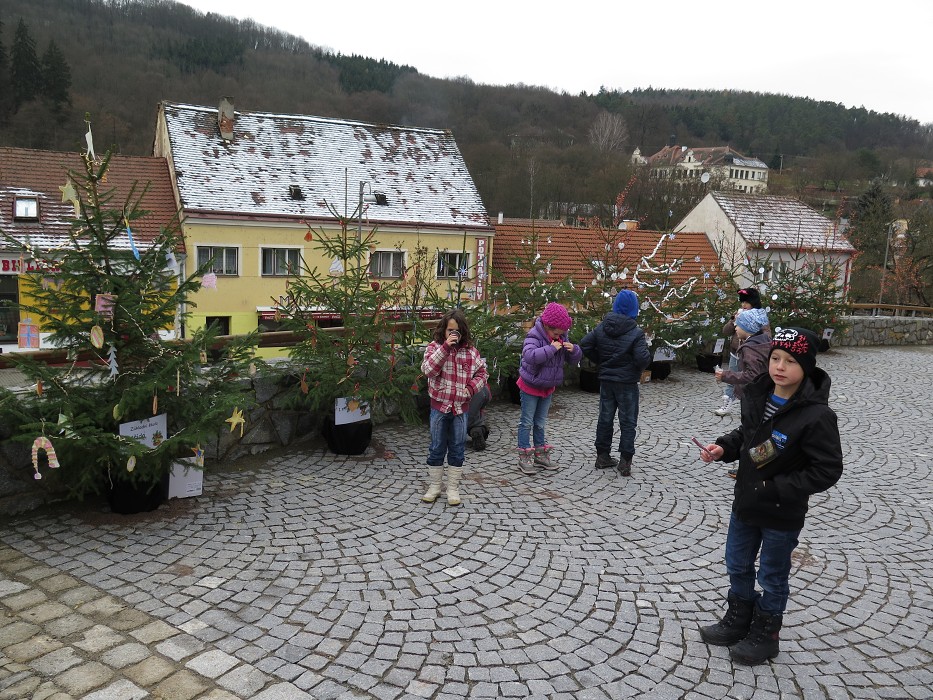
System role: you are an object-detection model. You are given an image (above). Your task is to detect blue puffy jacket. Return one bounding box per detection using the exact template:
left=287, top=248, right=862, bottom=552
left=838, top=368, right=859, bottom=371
left=580, top=312, right=651, bottom=383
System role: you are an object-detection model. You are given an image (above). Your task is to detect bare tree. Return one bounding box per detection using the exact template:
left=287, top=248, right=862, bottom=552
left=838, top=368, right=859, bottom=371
left=588, top=111, right=629, bottom=154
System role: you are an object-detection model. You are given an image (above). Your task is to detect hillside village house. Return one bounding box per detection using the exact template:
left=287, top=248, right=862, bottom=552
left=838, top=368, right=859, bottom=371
left=0, top=147, right=178, bottom=353
left=153, top=100, right=492, bottom=344
left=633, top=145, right=769, bottom=194
left=677, top=192, right=855, bottom=292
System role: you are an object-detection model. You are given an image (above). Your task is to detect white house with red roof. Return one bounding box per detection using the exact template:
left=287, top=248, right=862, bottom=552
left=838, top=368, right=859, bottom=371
left=677, top=191, right=855, bottom=292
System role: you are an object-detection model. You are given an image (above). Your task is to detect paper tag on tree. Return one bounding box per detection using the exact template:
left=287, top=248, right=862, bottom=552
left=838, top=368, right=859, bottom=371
left=335, top=397, right=369, bottom=425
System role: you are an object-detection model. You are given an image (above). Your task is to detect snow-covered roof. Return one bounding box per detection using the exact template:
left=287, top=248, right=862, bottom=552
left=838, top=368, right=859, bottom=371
left=0, top=147, right=178, bottom=253
left=710, top=192, right=854, bottom=252
left=159, top=102, right=490, bottom=230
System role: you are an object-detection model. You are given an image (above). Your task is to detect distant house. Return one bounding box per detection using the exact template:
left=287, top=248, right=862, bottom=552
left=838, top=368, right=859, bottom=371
left=676, top=192, right=855, bottom=291
left=491, top=216, right=720, bottom=304
left=0, top=147, right=178, bottom=352
left=916, top=166, right=933, bottom=187
left=153, top=99, right=491, bottom=338
left=633, top=145, right=769, bottom=194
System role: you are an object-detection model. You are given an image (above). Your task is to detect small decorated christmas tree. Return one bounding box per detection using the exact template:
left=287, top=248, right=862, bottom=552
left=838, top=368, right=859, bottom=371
left=0, top=134, right=259, bottom=502
left=279, top=207, right=423, bottom=427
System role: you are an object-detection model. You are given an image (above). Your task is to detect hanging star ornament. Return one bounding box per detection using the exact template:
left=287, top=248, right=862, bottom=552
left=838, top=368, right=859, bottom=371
left=59, top=181, right=81, bottom=217
left=191, top=444, right=205, bottom=467
left=226, top=407, right=245, bottom=437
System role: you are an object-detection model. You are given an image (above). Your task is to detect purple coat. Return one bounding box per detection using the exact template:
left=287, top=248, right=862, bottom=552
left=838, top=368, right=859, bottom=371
left=518, top=319, right=583, bottom=390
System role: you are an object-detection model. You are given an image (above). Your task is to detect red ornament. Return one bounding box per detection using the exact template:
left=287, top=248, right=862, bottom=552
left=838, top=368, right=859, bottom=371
left=371, top=281, right=380, bottom=291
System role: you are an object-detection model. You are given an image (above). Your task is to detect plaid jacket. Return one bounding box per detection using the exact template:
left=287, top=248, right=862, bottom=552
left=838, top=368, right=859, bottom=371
left=421, top=341, right=488, bottom=414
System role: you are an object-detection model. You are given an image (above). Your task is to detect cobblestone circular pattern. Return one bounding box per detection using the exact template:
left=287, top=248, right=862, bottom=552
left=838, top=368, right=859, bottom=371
left=2, top=345, right=932, bottom=699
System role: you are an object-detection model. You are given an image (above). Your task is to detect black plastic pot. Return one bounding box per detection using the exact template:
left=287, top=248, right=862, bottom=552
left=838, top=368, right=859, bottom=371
left=322, top=415, right=373, bottom=455
left=579, top=368, right=600, bottom=393
left=650, top=361, right=673, bottom=381
left=107, top=479, right=164, bottom=515
left=695, top=352, right=720, bottom=373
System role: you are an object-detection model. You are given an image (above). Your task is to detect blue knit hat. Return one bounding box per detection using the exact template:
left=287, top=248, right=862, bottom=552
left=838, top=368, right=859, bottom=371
left=612, top=290, right=639, bottom=319
left=736, top=308, right=768, bottom=334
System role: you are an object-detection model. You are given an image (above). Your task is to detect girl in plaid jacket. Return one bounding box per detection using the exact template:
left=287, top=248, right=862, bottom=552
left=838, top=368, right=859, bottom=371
left=420, top=308, right=488, bottom=506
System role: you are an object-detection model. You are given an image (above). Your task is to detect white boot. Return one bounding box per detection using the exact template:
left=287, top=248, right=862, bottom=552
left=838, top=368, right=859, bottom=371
left=446, top=467, right=463, bottom=506
left=421, top=467, right=444, bottom=502
left=714, top=396, right=735, bottom=416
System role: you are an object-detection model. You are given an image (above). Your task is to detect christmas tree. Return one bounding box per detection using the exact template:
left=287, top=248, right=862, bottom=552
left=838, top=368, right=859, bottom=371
left=278, top=207, right=423, bottom=425
left=0, top=133, right=259, bottom=501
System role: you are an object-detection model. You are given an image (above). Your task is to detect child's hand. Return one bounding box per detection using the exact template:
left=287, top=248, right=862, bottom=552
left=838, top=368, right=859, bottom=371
left=550, top=339, right=563, bottom=350
left=562, top=341, right=574, bottom=351
left=714, top=368, right=723, bottom=382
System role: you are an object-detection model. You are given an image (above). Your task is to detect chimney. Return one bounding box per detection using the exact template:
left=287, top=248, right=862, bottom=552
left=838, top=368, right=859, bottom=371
left=218, top=97, right=235, bottom=141
left=668, top=133, right=677, bottom=147
left=497, top=212, right=504, bottom=224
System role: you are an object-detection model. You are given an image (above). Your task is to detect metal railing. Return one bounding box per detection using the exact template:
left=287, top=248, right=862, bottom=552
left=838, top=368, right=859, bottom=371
left=848, top=303, right=933, bottom=318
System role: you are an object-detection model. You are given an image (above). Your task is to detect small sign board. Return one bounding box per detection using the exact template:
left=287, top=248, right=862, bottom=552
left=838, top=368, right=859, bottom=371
left=167, top=457, right=203, bottom=499
left=822, top=328, right=835, bottom=340
left=713, top=338, right=726, bottom=354
left=653, top=346, right=676, bottom=362
left=119, top=413, right=167, bottom=448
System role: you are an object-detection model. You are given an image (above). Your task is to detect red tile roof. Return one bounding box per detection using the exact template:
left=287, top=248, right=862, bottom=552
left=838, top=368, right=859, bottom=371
left=491, top=219, right=722, bottom=288
left=0, top=147, right=179, bottom=252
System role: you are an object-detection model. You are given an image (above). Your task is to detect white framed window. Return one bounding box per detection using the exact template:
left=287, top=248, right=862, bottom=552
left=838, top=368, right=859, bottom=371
left=437, top=251, right=470, bottom=279
left=261, top=248, right=301, bottom=276
left=14, top=196, right=38, bottom=220
left=197, top=246, right=239, bottom=275
left=370, top=250, right=405, bottom=278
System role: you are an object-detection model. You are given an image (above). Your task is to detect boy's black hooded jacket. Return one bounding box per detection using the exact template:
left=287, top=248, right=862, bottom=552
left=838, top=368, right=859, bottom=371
left=716, top=367, right=843, bottom=530
left=579, top=312, right=651, bottom=384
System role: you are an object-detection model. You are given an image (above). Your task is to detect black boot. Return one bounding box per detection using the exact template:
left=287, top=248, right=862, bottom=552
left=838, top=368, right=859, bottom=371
left=618, top=456, right=632, bottom=477
left=595, top=452, right=618, bottom=469
left=729, top=604, right=782, bottom=665
left=699, top=592, right=755, bottom=646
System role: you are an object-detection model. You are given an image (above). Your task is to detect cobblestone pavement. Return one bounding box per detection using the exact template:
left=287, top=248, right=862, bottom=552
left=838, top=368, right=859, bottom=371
left=2, top=345, right=932, bottom=700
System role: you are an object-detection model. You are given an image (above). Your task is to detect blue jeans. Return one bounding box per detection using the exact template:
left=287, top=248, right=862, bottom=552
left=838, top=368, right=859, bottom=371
left=723, top=352, right=739, bottom=399
left=427, top=409, right=467, bottom=467
left=725, top=512, right=801, bottom=615
left=594, top=381, right=639, bottom=459
left=517, top=391, right=552, bottom=449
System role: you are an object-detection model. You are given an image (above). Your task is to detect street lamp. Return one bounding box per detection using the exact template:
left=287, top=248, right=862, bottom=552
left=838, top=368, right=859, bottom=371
left=357, top=181, right=377, bottom=269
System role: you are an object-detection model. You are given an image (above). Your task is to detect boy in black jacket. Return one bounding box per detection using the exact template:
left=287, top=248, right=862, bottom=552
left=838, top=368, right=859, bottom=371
left=580, top=289, right=652, bottom=476
left=696, top=327, right=843, bottom=665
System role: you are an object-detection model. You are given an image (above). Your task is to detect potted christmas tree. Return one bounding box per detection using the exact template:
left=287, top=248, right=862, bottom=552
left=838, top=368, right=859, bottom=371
left=0, top=139, right=259, bottom=511
left=278, top=208, right=422, bottom=454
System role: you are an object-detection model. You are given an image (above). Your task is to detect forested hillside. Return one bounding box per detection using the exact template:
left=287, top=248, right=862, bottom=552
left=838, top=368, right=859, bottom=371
left=1, top=0, right=932, bottom=223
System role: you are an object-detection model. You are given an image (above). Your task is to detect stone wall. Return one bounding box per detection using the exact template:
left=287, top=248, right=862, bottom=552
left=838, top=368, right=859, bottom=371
left=833, top=316, right=933, bottom=347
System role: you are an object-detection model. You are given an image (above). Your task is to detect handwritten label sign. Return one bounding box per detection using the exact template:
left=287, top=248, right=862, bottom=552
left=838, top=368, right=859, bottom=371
left=713, top=338, right=726, bottom=354
left=119, top=413, right=167, bottom=448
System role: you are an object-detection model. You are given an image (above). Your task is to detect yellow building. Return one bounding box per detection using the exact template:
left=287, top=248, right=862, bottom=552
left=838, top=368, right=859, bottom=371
left=153, top=100, right=493, bottom=345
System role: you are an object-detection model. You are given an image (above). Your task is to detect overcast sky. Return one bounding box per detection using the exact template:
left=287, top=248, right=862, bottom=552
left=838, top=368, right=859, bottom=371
left=180, top=0, right=933, bottom=125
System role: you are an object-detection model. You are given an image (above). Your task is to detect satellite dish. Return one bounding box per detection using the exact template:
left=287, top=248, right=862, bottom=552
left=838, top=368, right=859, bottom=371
left=700, top=173, right=711, bottom=184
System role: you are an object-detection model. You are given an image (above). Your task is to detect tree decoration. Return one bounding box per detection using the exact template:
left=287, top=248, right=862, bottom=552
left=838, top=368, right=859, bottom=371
left=225, top=407, right=245, bottom=436
left=202, top=272, right=217, bottom=289
left=18, top=317, right=39, bottom=348
left=90, top=325, right=104, bottom=349
left=123, top=213, right=140, bottom=261
left=108, top=344, right=119, bottom=378
left=31, top=435, right=60, bottom=480
left=0, top=135, right=260, bottom=500
left=60, top=180, right=81, bottom=217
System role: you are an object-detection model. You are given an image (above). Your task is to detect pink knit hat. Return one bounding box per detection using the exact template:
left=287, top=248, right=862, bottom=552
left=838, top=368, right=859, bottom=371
left=539, top=302, right=572, bottom=330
